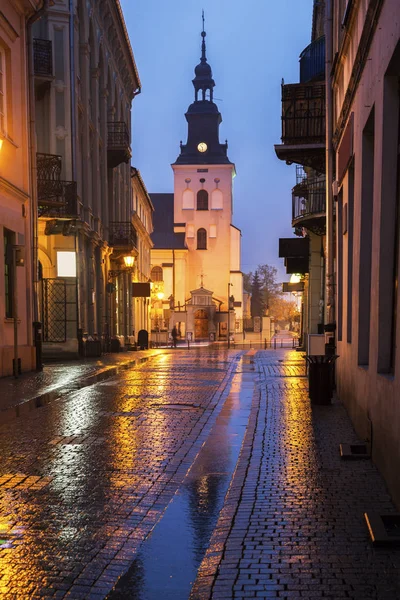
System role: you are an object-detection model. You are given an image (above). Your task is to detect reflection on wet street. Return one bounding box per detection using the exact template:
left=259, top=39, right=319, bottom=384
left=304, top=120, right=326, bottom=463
left=109, top=360, right=254, bottom=599
left=0, top=348, right=245, bottom=598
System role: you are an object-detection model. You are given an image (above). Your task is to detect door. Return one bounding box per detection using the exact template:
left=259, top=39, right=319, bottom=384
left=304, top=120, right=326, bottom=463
left=194, top=309, right=208, bottom=339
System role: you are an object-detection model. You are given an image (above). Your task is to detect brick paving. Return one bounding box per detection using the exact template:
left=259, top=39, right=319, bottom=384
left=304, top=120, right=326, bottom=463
left=0, top=349, right=240, bottom=599
left=0, top=350, right=160, bottom=419
left=2, top=347, right=400, bottom=599
left=191, top=349, right=400, bottom=600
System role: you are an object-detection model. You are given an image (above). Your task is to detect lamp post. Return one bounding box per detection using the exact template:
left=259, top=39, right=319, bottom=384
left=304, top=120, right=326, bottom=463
left=227, top=282, right=233, bottom=349
left=107, top=254, right=135, bottom=343
left=156, top=291, right=164, bottom=346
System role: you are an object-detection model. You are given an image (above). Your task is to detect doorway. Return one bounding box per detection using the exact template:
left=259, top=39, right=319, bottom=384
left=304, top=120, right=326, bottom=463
left=194, top=309, right=208, bottom=339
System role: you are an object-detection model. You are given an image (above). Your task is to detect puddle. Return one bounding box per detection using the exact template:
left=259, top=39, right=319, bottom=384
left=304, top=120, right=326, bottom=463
left=109, top=362, right=254, bottom=599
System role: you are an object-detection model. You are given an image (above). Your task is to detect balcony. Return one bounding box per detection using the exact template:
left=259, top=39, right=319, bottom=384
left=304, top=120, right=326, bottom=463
left=36, top=153, right=78, bottom=219
left=275, top=81, right=325, bottom=172
left=33, top=39, right=53, bottom=78
left=109, top=222, right=138, bottom=251
left=107, top=122, right=131, bottom=168
left=292, top=167, right=326, bottom=235
left=299, top=36, right=325, bottom=84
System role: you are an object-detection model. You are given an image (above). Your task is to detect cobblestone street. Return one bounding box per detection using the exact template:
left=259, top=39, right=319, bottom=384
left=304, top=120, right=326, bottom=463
left=0, top=348, right=400, bottom=599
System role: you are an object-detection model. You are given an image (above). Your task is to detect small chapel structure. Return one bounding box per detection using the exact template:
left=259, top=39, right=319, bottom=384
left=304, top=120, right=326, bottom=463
left=150, top=20, right=243, bottom=342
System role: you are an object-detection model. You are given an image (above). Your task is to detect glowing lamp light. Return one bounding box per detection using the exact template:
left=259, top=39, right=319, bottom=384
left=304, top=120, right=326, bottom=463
left=123, top=255, right=135, bottom=268
left=290, top=274, right=301, bottom=284
left=0, top=139, right=3, bottom=152
left=157, top=292, right=164, bottom=301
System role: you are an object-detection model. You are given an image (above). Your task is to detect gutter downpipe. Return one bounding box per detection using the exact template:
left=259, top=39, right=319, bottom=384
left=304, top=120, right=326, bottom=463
left=27, top=0, right=50, bottom=371
left=325, top=0, right=335, bottom=327
left=69, top=0, right=81, bottom=342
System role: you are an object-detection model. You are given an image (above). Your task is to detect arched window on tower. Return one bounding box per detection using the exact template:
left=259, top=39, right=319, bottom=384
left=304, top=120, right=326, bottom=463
left=197, top=228, right=207, bottom=250
left=197, top=190, right=209, bottom=211
left=151, top=266, right=163, bottom=281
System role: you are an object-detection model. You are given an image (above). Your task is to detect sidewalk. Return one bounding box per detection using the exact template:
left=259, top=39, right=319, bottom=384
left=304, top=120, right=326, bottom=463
left=191, top=349, right=400, bottom=599
left=0, top=349, right=160, bottom=421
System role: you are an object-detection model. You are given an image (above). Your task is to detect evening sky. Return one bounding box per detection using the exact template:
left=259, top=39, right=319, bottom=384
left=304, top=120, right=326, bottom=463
left=120, top=0, right=313, bottom=281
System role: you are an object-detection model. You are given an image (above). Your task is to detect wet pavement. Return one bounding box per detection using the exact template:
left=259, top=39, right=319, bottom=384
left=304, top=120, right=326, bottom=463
left=110, top=359, right=254, bottom=600
left=0, top=348, right=400, bottom=599
left=0, top=348, right=242, bottom=598
left=0, top=351, right=160, bottom=421
left=192, top=350, right=400, bottom=599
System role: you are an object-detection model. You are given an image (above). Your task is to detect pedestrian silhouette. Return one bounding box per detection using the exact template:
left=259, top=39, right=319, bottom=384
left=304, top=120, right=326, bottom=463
left=171, top=325, right=178, bottom=348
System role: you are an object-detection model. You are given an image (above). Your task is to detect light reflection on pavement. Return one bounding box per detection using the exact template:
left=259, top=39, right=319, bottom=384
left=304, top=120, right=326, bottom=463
left=0, top=349, right=241, bottom=598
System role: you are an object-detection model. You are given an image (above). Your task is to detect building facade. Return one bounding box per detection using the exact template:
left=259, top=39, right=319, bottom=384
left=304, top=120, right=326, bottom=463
left=150, top=26, right=243, bottom=342
left=275, top=0, right=327, bottom=350
left=331, top=0, right=400, bottom=506
left=0, top=0, right=43, bottom=377
left=131, top=167, right=153, bottom=338
left=32, top=0, right=141, bottom=357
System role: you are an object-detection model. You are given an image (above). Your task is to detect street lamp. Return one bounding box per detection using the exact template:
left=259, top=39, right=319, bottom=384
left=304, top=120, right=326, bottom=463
left=228, top=282, right=233, bottom=349
left=123, top=255, right=135, bottom=268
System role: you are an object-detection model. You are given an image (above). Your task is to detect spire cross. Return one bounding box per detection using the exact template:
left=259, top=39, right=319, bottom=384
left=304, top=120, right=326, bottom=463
left=201, top=10, right=206, bottom=61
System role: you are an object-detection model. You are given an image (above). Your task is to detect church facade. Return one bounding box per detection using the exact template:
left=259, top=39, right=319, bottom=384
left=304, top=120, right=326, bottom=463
left=150, top=25, right=243, bottom=342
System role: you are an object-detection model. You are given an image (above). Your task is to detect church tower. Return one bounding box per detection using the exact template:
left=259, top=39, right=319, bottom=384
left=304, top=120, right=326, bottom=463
left=171, top=18, right=243, bottom=339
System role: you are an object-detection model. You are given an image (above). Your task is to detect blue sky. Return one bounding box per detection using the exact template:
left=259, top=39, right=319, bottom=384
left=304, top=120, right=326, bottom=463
left=120, top=0, right=313, bottom=281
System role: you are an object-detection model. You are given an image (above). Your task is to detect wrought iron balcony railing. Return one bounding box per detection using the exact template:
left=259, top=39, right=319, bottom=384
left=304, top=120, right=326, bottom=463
left=107, top=122, right=131, bottom=168
left=292, top=167, right=326, bottom=235
left=109, top=222, right=138, bottom=250
left=281, top=82, right=325, bottom=145
left=36, top=153, right=78, bottom=219
left=37, top=152, right=62, bottom=180
left=299, top=36, right=325, bottom=84
left=33, top=39, right=53, bottom=78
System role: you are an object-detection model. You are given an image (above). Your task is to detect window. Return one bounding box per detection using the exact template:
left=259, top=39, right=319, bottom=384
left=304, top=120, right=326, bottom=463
left=4, top=229, right=14, bottom=318
left=197, top=228, right=207, bottom=250
left=151, top=266, right=163, bottom=281
left=358, top=109, right=374, bottom=366
left=197, top=190, right=208, bottom=211
left=0, top=48, right=6, bottom=135
left=347, top=163, right=354, bottom=344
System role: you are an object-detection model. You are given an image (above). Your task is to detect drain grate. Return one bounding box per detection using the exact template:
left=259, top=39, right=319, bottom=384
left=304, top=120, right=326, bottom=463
left=339, top=443, right=370, bottom=459
left=364, top=513, right=400, bottom=546
left=150, top=403, right=200, bottom=411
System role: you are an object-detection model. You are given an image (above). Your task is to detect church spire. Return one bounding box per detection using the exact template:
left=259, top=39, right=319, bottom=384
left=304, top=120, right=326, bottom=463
left=173, top=15, right=231, bottom=166
left=192, top=12, right=215, bottom=102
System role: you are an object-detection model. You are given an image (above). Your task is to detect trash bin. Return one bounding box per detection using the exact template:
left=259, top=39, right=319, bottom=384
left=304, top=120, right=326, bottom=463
left=84, top=339, right=102, bottom=357
left=137, top=329, right=148, bottom=350
left=110, top=337, right=121, bottom=352
left=305, top=355, right=339, bottom=405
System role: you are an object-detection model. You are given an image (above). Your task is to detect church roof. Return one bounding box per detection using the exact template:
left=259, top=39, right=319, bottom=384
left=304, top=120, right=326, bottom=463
left=150, top=193, right=187, bottom=250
